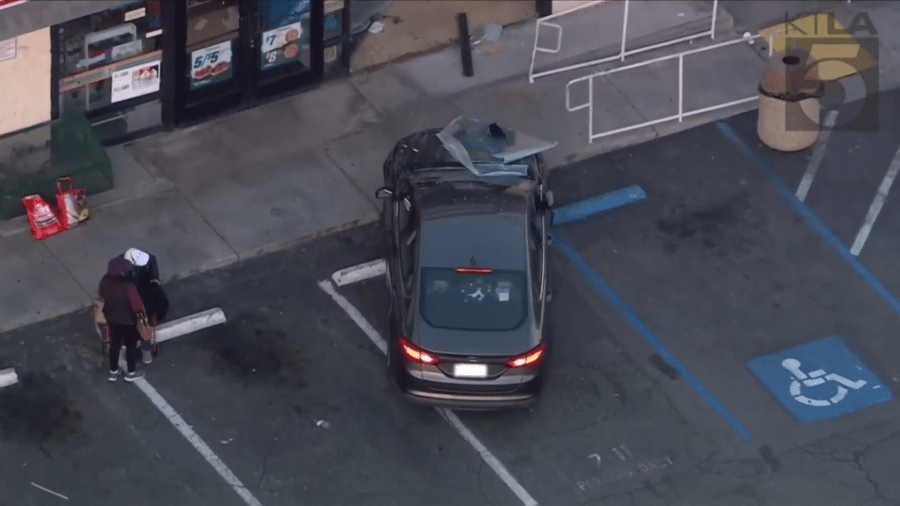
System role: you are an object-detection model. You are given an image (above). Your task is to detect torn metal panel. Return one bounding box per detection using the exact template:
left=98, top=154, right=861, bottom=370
left=436, top=117, right=557, bottom=177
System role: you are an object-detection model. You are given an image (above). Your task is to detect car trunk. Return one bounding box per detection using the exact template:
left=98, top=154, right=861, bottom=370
left=413, top=318, right=536, bottom=358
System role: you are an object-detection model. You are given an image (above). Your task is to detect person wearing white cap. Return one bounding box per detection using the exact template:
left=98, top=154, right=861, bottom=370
left=120, top=247, right=168, bottom=364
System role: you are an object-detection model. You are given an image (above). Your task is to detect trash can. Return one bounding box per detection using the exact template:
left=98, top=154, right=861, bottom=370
left=757, top=47, right=824, bottom=152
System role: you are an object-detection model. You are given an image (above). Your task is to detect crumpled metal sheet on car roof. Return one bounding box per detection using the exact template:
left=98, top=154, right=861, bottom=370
left=436, top=117, right=557, bottom=177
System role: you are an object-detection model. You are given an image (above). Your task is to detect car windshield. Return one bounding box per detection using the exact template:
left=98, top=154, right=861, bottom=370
left=420, top=268, right=527, bottom=331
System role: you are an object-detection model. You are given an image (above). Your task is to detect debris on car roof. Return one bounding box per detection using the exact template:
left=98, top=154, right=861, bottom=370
left=436, top=117, right=557, bottom=177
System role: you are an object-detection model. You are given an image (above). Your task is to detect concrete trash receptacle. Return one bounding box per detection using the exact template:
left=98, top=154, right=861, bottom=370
left=758, top=48, right=824, bottom=152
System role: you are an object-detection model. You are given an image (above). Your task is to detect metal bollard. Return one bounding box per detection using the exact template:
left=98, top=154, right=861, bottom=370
left=757, top=47, right=824, bottom=152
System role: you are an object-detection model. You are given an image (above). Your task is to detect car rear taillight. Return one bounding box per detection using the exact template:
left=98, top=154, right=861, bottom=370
left=506, top=343, right=546, bottom=368
left=399, top=336, right=440, bottom=365
left=455, top=267, right=492, bottom=274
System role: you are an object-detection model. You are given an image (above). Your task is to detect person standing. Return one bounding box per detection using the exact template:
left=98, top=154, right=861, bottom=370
left=121, top=247, right=167, bottom=364
left=98, top=258, right=146, bottom=382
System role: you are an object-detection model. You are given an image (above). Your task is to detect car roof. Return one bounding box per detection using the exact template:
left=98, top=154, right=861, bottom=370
left=417, top=183, right=529, bottom=270
left=394, top=129, right=540, bottom=181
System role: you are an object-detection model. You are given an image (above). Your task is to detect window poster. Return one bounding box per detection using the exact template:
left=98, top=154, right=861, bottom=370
left=111, top=58, right=161, bottom=103
left=260, top=22, right=304, bottom=71
left=190, top=40, right=233, bottom=89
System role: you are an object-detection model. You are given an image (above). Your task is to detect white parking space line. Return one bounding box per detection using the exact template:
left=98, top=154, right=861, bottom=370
left=30, top=482, right=69, bottom=501
left=136, top=308, right=262, bottom=506
left=0, top=367, right=18, bottom=388
left=331, top=259, right=386, bottom=287
left=796, top=110, right=840, bottom=202
left=133, top=378, right=264, bottom=506
left=850, top=145, right=900, bottom=256
left=317, top=279, right=539, bottom=506
left=318, top=280, right=387, bottom=354
left=437, top=408, right=539, bottom=506
left=156, top=307, right=227, bottom=343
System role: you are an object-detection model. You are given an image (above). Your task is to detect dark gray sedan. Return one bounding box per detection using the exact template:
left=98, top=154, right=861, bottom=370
left=375, top=120, right=555, bottom=410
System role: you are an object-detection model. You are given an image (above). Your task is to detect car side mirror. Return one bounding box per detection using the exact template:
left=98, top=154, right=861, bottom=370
left=543, top=190, right=554, bottom=208
left=375, top=186, right=394, bottom=199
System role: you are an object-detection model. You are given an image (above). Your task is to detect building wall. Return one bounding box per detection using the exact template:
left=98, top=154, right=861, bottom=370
left=0, top=27, right=51, bottom=136
left=552, top=1, right=600, bottom=15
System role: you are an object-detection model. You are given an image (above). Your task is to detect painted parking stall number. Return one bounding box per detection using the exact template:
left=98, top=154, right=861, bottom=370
left=577, top=445, right=673, bottom=492
left=747, top=335, right=892, bottom=424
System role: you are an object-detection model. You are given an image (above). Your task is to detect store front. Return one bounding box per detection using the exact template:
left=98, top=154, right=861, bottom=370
left=55, top=0, right=172, bottom=145
left=44, top=0, right=347, bottom=144
left=174, top=0, right=335, bottom=126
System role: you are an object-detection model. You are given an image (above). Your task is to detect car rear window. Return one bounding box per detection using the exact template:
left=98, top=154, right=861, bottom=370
left=420, top=268, right=527, bottom=331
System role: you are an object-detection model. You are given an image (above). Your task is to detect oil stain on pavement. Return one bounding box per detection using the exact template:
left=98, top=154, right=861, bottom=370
left=205, top=312, right=309, bottom=388
left=0, top=370, right=83, bottom=445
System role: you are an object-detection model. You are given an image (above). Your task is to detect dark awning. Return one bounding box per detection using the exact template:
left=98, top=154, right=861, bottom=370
left=0, top=0, right=137, bottom=41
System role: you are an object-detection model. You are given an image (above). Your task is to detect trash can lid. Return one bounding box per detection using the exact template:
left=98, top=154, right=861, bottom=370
left=125, top=248, right=150, bottom=266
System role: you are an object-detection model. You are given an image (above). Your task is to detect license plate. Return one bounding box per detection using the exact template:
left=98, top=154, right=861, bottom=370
left=453, top=363, right=488, bottom=378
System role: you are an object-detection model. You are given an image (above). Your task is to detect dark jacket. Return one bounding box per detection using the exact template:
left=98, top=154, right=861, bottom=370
left=99, top=258, right=145, bottom=326
left=118, top=251, right=168, bottom=321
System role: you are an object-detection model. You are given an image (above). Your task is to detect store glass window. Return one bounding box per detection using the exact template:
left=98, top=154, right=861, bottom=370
left=257, top=0, right=311, bottom=72
left=58, top=0, right=164, bottom=114
left=323, top=2, right=343, bottom=42
left=186, top=0, right=240, bottom=91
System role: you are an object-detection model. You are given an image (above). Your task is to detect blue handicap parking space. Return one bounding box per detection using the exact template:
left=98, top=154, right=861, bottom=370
left=747, top=336, right=892, bottom=424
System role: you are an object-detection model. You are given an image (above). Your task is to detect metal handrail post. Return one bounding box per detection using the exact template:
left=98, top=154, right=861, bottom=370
left=529, top=20, right=541, bottom=83
left=588, top=75, right=595, bottom=143
left=620, top=0, right=630, bottom=62
left=678, top=54, right=684, bottom=122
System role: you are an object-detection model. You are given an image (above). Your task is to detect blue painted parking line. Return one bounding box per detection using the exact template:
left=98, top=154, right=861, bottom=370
left=552, top=185, right=647, bottom=226
left=716, top=122, right=900, bottom=318
left=746, top=336, right=892, bottom=424
left=552, top=233, right=754, bottom=442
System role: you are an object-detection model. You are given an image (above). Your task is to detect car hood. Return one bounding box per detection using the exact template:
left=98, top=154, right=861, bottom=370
left=413, top=317, right=538, bottom=357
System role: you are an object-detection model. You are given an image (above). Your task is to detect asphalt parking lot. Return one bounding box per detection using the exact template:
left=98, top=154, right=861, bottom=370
left=2, top=89, right=899, bottom=506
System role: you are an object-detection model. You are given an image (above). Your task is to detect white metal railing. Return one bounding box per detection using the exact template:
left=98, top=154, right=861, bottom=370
left=565, top=33, right=781, bottom=143
left=529, top=0, right=720, bottom=83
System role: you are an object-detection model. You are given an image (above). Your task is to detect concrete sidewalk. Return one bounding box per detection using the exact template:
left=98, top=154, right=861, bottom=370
left=0, top=0, right=896, bottom=335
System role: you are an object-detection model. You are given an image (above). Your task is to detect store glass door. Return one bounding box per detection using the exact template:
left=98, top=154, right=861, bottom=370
left=178, top=0, right=245, bottom=123
left=176, top=0, right=323, bottom=126
left=252, top=0, right=323, bottom=100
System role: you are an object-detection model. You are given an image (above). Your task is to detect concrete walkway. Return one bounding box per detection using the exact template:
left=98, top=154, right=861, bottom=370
left=1, top=0, right=896, bottom=335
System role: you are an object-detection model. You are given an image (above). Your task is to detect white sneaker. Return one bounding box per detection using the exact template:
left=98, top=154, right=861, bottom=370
left=124, top=371, right=145, bottom=382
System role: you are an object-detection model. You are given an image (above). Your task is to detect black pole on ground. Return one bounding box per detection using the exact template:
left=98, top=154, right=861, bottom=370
left=536, top=0, right=552, bottom=17
left=457, top=12, right=474, bottom=77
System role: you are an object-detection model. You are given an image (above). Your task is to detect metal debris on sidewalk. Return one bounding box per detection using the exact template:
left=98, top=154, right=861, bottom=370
left=470, top=23, right=503, bottom=47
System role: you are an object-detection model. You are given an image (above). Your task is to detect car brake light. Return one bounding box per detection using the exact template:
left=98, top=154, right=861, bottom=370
left=506, top=343, right=546, bottom=368
left=456, top=267, right=492, bottom=274
left=399, top=336, right=440, bottom=365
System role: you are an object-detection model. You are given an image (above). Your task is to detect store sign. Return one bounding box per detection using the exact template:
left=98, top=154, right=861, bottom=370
left=260, top=22, right=304, bottom=71
left=0, top=0, right=28, bottom=12
left=191, top=40, right=233, bottom=89
left=111, top=59, right=161, bottom=103
left=0, top=38, right=16, bottom=62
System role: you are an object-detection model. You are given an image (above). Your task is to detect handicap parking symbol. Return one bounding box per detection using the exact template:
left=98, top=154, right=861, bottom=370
left=747, top=335, right=892, bottom=424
